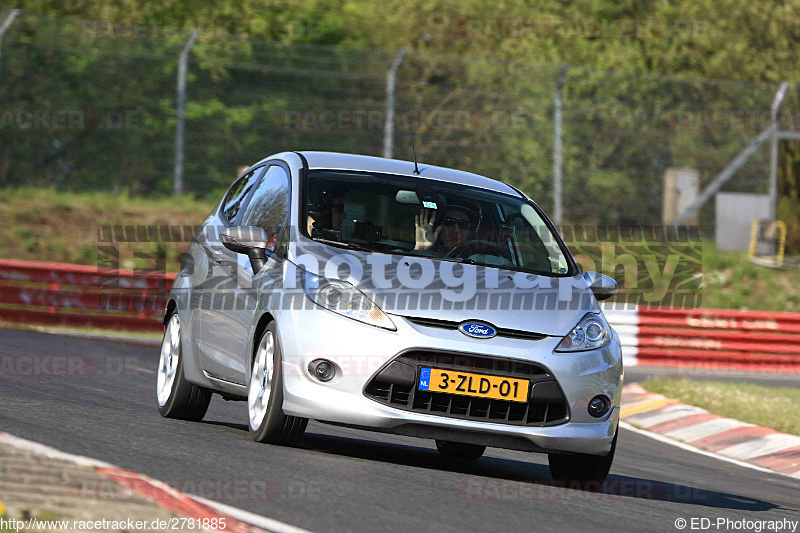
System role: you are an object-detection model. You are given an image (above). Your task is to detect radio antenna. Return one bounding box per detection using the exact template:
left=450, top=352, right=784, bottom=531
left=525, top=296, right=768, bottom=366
left=406, top=106, right=420, bottom=175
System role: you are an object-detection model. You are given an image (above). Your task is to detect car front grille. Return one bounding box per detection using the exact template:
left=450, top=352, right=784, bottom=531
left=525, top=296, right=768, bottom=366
left=364, top=351, right=569, bottom=426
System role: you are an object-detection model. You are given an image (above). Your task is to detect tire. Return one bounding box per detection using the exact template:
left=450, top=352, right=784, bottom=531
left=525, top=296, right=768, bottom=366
left=156, top=313, right=212, bottom=421
left=548, top=429, right=617, bottom=482
left=435, top=440, right=486, bottom=460
left=248, top=322, right=308, bottom=445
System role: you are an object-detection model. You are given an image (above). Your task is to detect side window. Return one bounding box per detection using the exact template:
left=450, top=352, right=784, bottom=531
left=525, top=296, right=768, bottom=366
left=240, top=165, right=291, bottom=256
left=222, top=167, right=262, bottom=224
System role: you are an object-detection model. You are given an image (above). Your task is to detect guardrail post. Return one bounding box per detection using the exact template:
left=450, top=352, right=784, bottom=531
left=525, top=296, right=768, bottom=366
left=553, top=65, right=568, bottom=226
left=673, top=129, right=772, bottom=226
left=673, top=82, right=790, bottom=227
left=769, top=82, right=790, bottom=222
left=173, top=30, right=199, bottom=196
left=0, top=9, right=21, bottom=77
left=382, top=47, right=407, bottom=160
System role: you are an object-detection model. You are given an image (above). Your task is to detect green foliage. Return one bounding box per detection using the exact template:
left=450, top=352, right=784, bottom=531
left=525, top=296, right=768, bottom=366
left=701, top=242, right=800, bottom=311
left=8, top=0, right=799, bottom=80
left=0, top=187, right=213, bottom=269
left=1, top=1, right=797, bottom=229
left=641, top=379, right=800, bottom=436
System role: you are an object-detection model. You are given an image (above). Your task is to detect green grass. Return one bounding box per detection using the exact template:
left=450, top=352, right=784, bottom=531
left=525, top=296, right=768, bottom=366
left=642, top=379, right=800, bottom=436
left=0, top=187, right=214, bottom=272
left=701, top=244, right=800, bottom=311
left=0, top=186, right=213, bottom=213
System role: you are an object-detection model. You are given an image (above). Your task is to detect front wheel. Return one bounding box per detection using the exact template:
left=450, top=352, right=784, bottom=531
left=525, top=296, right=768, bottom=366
left=248, top=322, right=308, bottom=445
left=156, top=313, right=211, bottom=420
left=548, top=429, right=617, bottom=482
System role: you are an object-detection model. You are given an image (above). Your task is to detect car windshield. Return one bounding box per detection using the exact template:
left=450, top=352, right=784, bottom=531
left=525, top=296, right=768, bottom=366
left=302, top=170, right=574, bottom=276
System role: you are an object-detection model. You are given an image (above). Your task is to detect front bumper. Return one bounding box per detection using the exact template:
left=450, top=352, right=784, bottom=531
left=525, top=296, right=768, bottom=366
left=275, top=306, right=623, bottom=456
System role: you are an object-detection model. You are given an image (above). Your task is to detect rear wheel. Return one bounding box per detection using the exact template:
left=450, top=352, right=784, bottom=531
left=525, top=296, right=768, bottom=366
left=248, top=322, right=308, bottom=445
left=435, top=440, right=486, bottom=460
left=156, top=313, right=211, bottom=420
left=548, top=429, right=617, bottom=482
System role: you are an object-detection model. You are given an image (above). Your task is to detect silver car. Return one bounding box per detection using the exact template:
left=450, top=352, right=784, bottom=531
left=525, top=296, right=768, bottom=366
left=156, top=151, right=623, bottom=481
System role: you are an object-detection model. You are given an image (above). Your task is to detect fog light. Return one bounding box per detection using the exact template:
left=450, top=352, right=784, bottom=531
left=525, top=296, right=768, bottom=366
left=308, top=359, right=335, bottom=382
left=588, top=395, right=611, bottom=418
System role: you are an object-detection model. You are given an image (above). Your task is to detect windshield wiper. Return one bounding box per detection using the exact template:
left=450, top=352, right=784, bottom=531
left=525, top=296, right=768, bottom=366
left=310, top=238, right=374, bottom=252
left=434, top=255, right=476, bottom=265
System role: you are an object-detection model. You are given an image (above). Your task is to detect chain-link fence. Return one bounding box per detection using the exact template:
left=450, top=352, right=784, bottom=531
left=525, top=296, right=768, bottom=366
left=0, top=10, right=792, bottom=231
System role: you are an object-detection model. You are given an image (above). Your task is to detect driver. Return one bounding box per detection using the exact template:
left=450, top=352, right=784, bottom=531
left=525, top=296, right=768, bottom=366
left=414, top=206, right=475, bottom=253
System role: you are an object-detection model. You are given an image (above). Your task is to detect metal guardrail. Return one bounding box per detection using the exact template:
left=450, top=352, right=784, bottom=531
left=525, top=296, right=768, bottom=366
left=0, top=259, right=173, bottom=332
left=605, top=306, right=800, bottom=373
left=1, top=259, right=798, bottom=372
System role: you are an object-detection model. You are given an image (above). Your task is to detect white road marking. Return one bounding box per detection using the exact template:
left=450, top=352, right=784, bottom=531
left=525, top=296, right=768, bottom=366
left=189, top=494, right=313, bottom=533
left=619, top=422, right=800, bottom=481
left=122, top=364, right=155, bottom=374
left=0, top=431, right=112, bottom=468
left=0, top=431, right=313, bottom=532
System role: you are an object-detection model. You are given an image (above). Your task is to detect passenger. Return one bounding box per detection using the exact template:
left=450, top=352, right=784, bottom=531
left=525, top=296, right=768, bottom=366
left=330, top=196, right=346, bottom=231
left=307, top=195, right=347, bottom=236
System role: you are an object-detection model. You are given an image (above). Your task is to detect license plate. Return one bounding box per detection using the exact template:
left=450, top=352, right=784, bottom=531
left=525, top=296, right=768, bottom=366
left=417, top=367, right=529, bottom=403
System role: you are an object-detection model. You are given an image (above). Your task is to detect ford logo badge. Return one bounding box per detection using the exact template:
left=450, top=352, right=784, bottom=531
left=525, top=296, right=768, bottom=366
left=458, top=322, right=497, bottom=339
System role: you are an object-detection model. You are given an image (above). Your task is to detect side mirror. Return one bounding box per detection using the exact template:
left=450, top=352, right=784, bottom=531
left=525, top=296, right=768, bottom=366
left=221, top=226, right=270, bottom=273
left=583, top=271, right=618, bottom=301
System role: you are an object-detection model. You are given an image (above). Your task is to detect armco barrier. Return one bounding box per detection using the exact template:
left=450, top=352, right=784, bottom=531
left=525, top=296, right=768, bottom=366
left=0, top=258, right=174, bottom=333
left=603, top=305, right=800, bottom=373
left=0, top=259, right=798, bottom=372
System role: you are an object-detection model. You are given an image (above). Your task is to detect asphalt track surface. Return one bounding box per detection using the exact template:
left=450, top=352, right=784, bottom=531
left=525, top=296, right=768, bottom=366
left=1, top=328, right=798, bottom=533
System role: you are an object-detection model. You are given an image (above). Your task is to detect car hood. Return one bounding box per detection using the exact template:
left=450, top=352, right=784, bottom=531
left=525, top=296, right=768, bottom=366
left=288, top=240, right=598, bottom=337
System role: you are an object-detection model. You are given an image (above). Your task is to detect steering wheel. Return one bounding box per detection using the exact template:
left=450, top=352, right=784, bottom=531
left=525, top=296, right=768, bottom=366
left=445, top=239, right=509, bottom=260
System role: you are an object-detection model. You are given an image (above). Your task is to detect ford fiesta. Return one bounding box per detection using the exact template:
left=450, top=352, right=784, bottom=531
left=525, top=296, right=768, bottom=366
left=156, top=151, right=623, bottom=481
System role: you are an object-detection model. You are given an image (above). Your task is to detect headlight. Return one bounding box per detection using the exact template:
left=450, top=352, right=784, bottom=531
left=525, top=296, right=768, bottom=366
left=555, top=313, right=611, bottom=352
left=302, top=271, right=396, bottom=331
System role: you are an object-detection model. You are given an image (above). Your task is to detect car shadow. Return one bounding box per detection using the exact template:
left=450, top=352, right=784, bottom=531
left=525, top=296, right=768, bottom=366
left=199, top=417, right=791, bottom=514
left=201, top=420, right=250, bottom=432
left=295, top=431, right=786, bottom=513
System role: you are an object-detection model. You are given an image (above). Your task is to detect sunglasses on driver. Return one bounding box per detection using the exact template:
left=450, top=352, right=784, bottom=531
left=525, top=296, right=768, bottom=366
left=440, top=217, right=473, bottom=229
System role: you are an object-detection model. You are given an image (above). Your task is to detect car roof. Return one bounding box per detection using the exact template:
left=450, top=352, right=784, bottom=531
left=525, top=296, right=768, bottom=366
left=291, top=151, right=521, bottom=197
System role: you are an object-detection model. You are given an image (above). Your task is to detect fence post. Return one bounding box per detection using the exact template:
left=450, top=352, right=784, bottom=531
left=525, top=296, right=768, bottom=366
left=673, top=129, right=773, bottom=226
left=0, top=9, right=20, bottom=77
left=553, top=65, right=568, bottom=226
left=673, top=82, right=791, bottom=227
left=769, top=81, right=790, bottom=221
left=383, top=47, right=407, bottom=160
left=173, top=30, right=199, bottom=196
